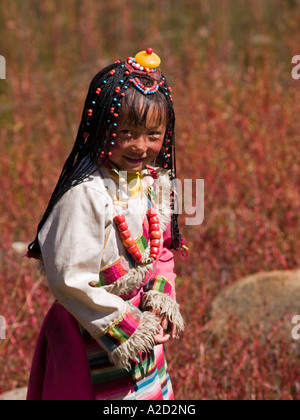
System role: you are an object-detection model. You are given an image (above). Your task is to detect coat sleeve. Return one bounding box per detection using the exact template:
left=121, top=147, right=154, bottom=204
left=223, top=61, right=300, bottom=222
left=38, top=183, right=160, bottom=370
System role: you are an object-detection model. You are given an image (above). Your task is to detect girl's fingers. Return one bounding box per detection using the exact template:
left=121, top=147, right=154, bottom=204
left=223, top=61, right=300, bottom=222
left=155, top=333, right=170, bottom=344
left=152, top=313, right=179, bottom=342
left=154, top=325, right=170, bottom=344
left=171, top=322, right=177, bottom=338
left=161, top=317, right=168, bottom=330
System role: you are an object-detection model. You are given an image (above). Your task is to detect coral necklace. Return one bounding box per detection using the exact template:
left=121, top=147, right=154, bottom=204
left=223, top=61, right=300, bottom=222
left=114, top=208, right=161, bottom=264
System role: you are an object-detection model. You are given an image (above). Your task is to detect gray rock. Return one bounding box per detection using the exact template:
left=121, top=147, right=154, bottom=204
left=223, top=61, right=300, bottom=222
left=210, top=270, right=300, bottom=345
left=0, top=387, right=27, bottom=400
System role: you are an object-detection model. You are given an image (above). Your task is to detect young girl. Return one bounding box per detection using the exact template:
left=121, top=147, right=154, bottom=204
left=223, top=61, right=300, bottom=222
left=26, top=49, right=185, bottom=400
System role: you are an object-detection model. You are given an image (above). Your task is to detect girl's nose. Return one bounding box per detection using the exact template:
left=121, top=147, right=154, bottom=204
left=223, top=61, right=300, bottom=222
left=132, top=136, right=147, bottom=153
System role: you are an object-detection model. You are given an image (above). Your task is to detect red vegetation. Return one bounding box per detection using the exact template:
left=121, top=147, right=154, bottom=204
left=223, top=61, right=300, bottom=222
left=1, top=0, right=300, bottom=399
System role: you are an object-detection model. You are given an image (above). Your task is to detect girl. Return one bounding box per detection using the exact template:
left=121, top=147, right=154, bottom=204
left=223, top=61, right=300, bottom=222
left=26, top=49, right=185, bottom=400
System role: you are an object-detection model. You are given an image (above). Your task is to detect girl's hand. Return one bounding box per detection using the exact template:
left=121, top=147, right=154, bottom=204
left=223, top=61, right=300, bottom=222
left=154, top=316, right=177, bottom=345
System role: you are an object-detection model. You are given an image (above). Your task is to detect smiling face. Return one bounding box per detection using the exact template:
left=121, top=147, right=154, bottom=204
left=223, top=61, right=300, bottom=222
left=108, top=83, right=167, bottom=172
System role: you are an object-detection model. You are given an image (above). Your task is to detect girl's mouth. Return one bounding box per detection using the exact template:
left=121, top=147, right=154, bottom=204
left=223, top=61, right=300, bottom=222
left=124, top=156, right=144, bottom=164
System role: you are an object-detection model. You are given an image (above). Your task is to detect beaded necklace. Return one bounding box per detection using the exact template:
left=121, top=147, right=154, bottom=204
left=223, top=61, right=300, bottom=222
left=114, top=208, right=161, bottom=264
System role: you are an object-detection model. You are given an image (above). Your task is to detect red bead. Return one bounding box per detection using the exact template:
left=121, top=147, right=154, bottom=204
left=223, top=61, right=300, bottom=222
left=117, top=222, right=128, bottom=231
left=127, top=244, right=138, bottom=254
left=149, top=216, right=159, bottom=224
left=150, top=231, right=161, bottom=240
left=112, top=133, right=117, bottom=137
left=120, top=230, right=131, bottom=240
left=150, top=239, right=160, bottom=248
left=115, top=87, right=120, bottom=93
left=150, top=223, right=160, bottom=232
left=113, top=113, right=119, bottom=118
left=133, top=251, right=143, bottom=262
left=110, top=69, right=116, bottom=75
left=146, top=48, right=153, bottom=55
left=88, top=109, right=93, bottom=116
left=108, top=151, right=112, bottom=156
left=96, top=88, right=101, bottom=94
left=114, top=214, right=125, bottom=224
left=150, top=246, right=159, bottom=255
left=123, top=237, right=135, bottom=247
left=147, top=208, right=157, bottom=217
left=110, top=107, right=115, bottom=113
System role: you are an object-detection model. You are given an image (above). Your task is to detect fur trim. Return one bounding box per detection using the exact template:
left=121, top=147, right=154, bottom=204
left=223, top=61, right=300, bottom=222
left=108, top=311, right=160, bottom=370
left=103, top=262, right=153, bottom=296
left=142, top=290, right=185, bottom=335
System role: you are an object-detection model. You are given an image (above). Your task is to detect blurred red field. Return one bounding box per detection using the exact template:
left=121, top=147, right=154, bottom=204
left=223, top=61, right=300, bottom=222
left=0, top=0, right=300, bottom=399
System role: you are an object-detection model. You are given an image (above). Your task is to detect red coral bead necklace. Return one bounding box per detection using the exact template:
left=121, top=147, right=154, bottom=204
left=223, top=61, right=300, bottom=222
left=114, top=208, right=161, bottom=264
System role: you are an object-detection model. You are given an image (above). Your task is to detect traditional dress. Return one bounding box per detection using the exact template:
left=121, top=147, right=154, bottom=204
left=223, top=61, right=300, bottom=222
left=27, top=161, right=184, bottom=400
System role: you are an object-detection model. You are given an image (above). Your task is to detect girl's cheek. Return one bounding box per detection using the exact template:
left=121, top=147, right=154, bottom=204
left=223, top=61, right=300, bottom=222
left=111, top=141, right=126, bottom=152
left=150, top=141, right=164, bottom=156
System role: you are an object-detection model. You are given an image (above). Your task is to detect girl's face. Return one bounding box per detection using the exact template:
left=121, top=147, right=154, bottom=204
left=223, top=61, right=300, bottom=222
left=108, top=100, right=166, bottom=173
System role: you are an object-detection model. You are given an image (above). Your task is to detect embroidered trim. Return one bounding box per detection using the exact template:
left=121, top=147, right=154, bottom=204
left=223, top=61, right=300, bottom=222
left=93, top=303, right=130, bottom=339
left=144, top=275, right=176, bottom=294
left=108, top=310, right=160, bottom=370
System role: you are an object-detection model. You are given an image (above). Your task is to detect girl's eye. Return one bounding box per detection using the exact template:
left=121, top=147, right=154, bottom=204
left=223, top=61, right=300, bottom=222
left=120, top=130, right=132, bottom=136
left=149, top=131, right=161, bottom=138
left=118, top=130, right=133, bottom=141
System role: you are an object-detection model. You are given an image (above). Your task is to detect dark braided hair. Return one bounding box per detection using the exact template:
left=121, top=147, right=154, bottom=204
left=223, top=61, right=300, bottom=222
left=27, top=58, right=182, bottom=257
